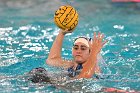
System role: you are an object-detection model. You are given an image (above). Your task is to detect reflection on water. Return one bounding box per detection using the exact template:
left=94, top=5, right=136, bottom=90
left=0, top=0, right=140, bottom=92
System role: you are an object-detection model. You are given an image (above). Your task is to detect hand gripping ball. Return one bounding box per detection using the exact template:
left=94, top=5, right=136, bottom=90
left=54, top=5, right=78, bottom=31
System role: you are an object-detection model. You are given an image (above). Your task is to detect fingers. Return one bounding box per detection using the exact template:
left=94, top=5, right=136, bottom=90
left=93, top=32, right=96, bottom=41
left=93, top=32, right=103, bottom=39
left=93, top=32, right=107, bottom=47
left=64, top=29, right=69, bottom=32
left=91, top=32, right=107, bottom=54
left=60, top=28, right=74, bottom=35
left=98, top=32, right=101, bottom=38
left=102, top=40, right=108, bottom=47
left=93, top=32, right=103, bottom=42
left=99, top=33, right=103, bottom=43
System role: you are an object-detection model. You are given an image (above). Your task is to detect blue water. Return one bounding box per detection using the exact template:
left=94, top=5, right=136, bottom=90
left=0, top=0, right=140, bottom=92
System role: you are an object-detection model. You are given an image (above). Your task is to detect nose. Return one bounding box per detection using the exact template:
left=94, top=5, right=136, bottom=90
left=76, top=48, right=82, bottom=54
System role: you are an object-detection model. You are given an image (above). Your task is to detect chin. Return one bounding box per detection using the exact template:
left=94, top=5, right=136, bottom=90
left=75, top=60, right=84, bottom=64
left=77, top=61, right=84, bottom=64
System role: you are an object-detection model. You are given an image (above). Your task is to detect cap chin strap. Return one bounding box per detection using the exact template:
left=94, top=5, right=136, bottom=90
left=74, top=38, right=89, bottom=47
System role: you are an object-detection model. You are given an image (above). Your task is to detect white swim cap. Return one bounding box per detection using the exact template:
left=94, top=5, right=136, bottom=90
left=74, top=37, right=89, bottom=47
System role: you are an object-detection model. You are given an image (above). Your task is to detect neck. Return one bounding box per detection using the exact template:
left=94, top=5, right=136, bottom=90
left=74, top=61, right=86, bottom=66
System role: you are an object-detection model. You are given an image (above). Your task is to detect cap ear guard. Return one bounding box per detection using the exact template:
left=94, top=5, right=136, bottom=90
left=89, top=38, right=92, bottom=41
left=89, top=38, right=93, bottom=44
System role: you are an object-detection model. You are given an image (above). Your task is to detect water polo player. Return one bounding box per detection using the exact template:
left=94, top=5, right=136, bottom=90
left=28, top=29, right=105, bottom=83
left=27, top=28, right=134, bottom=92
left=46, top=29, right=107, bottom=79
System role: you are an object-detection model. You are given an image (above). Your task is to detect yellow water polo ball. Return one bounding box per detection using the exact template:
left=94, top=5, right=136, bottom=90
left=54, top=5, right=78, bottom=31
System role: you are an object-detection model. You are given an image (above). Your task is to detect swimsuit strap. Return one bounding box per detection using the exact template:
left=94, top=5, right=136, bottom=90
left=76, top=64, right=83, bottom=70
left=67, top=64, right=83, bottom=77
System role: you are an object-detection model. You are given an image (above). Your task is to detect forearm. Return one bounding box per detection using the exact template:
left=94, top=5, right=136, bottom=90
left=78, top=54, right=98, bottom=78
left=46, top=29, right=74, bottom=68
left=47, top=29, right=65, bottom=59
left=77, top=32, right=106, bottom=78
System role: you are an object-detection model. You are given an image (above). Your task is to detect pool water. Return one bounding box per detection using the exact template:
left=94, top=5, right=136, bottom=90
left=0, top=0, right=140, bottom=92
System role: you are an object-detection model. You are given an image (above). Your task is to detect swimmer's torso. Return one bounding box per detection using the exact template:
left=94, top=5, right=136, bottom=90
left=67, top=64, right=83, bottom=77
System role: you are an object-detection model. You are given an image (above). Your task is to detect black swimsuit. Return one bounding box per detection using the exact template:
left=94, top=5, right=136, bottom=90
left=67, top=64, right=105, bottom=79
left=67, top=64, right=83, bottom=77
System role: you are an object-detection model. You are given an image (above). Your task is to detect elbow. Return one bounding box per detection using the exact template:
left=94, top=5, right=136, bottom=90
left=46, top=58, right=56, bottom=66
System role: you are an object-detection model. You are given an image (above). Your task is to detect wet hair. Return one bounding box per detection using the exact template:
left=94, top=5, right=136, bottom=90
left=28, top=67, right=51, bottom=83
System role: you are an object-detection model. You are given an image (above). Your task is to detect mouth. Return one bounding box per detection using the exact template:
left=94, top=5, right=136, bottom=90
left=75, top=55, right=82, bottom=57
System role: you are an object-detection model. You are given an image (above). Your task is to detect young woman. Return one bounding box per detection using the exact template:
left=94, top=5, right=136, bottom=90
left=46, top=29, right=107, bottom=79
left=29, top=29, right=134, bottom=92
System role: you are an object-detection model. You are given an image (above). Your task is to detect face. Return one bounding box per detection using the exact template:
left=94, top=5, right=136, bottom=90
left=72, top=42, right=90, bottom=64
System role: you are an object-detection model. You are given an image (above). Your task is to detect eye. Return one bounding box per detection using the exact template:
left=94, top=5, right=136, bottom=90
left=73, top=46, right=78, bottom=50
left=81, top=47, right=87, bottom=50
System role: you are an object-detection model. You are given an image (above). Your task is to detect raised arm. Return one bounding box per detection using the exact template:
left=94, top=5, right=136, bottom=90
left=46, top=29, right=73, bottom=68
left=77, top=32, right=107, bottom=78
